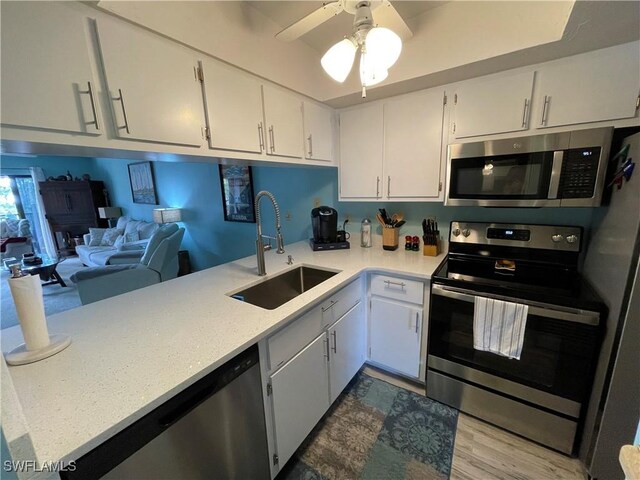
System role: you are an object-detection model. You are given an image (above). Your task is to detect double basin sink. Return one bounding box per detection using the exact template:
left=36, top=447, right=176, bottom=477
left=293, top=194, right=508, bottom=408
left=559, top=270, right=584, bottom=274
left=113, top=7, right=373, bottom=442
left=228, top=266, right=339, bottom=310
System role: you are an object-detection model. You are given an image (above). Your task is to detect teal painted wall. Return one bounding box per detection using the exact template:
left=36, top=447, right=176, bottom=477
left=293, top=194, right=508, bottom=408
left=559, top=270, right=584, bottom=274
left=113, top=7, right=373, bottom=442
left=92, top=158, right=338, bottom=271
left=92, top=158, right=595, bottom=271
left=0, top=155, right=98, bottom=180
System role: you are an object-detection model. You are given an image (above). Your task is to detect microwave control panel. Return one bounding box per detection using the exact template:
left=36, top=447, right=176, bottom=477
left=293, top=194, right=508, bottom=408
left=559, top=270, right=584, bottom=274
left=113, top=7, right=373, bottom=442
left=558, top=147, right=601, bottom=199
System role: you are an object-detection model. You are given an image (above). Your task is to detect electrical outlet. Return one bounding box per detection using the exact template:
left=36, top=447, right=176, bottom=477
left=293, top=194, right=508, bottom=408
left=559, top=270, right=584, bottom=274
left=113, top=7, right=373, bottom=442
left=285, top=211, right=292, bottom=221
left=313, top=198, right=321, bottom=208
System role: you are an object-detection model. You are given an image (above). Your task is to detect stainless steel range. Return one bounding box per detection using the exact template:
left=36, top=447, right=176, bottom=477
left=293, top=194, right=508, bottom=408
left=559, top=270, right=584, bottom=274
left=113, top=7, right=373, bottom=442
left=427, top=222, right=605, bottom=455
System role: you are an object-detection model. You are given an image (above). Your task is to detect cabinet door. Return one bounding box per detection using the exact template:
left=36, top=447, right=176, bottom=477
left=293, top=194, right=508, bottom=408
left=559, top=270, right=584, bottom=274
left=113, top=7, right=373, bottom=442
left=329, top=302, right=366, bottom=403
left=384, top=89, right=445, bottom=199
left=96, top=18, right=204, bottom=146
left=453, top=71, right=534, bottom=138
left=0, top=2, right=100, bottom=134
left=370, top=297, right=422, bottom=378
left=201, top=59, right=264, bottom=154
left=536, top=42, right=640, bottom=129
left=303, top=102, right=333, bottom=162
left=270, top=333, right=330, bottom=468
left=263, top=85, right=303, bottom=158
left=339, top=104, right=384, bottom=199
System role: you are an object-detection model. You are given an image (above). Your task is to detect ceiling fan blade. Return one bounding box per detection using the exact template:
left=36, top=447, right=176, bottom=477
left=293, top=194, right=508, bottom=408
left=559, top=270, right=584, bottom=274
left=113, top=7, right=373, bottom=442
left=276, top=1, right=344, bottom=42
left=371, top=0, right=413, bottom=40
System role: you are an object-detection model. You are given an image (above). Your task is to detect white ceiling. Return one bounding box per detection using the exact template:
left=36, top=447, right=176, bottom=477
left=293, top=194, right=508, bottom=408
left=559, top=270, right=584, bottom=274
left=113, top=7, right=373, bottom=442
left=247, top=1, right=449, bottom=53
left=95, top=1, right=640, bottom=107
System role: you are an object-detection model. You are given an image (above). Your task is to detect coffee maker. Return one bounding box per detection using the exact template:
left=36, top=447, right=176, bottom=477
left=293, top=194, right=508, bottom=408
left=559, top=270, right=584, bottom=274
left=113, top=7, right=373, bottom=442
left=310, top=206, right=350, bottom=251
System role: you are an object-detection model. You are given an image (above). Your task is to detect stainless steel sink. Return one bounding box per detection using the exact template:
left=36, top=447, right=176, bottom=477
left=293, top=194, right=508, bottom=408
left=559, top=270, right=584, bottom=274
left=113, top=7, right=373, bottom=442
left=229, top=266, right=339, bottom=310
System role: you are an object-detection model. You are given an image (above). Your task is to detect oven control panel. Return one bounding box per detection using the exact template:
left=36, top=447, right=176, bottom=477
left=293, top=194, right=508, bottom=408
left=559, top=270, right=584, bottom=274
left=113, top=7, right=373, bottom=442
left=450, top=222, right=582, bottom=252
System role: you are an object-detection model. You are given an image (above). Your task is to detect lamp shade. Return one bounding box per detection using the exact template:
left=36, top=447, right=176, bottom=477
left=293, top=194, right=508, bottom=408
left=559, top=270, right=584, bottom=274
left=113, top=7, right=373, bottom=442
left=98, top=207, right=122, bottom=219
left=153, top=208, right=182, bottom=224
left=365, top=27, right=402, bottom=70
left=321, top=38, right=357, bottom=83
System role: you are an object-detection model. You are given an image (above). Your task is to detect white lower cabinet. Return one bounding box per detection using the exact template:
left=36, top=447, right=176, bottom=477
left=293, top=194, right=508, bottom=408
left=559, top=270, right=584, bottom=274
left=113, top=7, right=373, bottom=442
left=369, top=275, right=424, bottom=379
left=270, top=332, right=330, bottom=468
left=329, top=303, right=366, bottom=403
left=265, top=280, right=365, bottom=474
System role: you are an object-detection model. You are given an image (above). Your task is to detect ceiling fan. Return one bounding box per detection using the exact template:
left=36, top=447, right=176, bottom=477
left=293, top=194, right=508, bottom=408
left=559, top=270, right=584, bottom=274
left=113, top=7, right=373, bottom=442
left=276, top=1, right=413, bottom=96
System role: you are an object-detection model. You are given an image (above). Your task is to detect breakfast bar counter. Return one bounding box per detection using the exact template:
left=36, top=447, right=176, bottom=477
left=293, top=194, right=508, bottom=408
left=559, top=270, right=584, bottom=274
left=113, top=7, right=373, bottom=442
left=1, top=238, right=445, bottom=475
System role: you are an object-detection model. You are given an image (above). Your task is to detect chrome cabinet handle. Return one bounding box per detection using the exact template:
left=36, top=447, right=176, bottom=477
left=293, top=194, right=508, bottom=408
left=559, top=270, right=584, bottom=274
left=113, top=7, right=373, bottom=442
left=376, top=176, right=380, bottom=198
left=415, top=312, right=419, bottom=333
left=387, top=176, right=391, bottom=198
left=331, top=331, right=337, bottom=353
left=540, top=95, right=550, bottom=126
left=321, top=299, right=339, bottom=313
left=268, top=125, right=275, bottom=153
left=323, top=337, right=330, bottom=361
left=307, top=134, right=313, bottom=157
left=258, top=123, right=264, bottom=151
left=113, top=88, right=130, bottom=134
left=80, top=81, right=100, bottom=131
left=384, top=279, right=406, bottom=289
left=521, top=98, right=529, bottom=128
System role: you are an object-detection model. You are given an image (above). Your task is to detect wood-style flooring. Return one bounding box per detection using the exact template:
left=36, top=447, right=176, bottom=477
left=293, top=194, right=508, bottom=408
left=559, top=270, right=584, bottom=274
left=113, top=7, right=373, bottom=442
left=362, top=366, right=587, bottom=480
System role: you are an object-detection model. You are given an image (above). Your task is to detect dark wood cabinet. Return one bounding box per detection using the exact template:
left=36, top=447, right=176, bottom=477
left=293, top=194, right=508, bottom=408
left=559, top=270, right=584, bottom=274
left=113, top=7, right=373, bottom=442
left=39, top=181, right=108, bottom=256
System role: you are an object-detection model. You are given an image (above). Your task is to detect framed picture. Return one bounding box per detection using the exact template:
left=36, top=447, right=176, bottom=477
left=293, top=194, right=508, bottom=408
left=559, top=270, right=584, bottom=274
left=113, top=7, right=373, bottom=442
left=128, top=162, right=158, bottom=205
left=219, top=165, right=255, bottom=223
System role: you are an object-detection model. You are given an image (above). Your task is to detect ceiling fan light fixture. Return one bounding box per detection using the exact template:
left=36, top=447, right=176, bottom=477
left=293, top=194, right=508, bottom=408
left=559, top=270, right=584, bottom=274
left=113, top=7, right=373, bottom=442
left=359, top=48, right=388, bottom=87
left=321, top=38, right=357, bottom=83
left=365, top=26, right=402, bottom=69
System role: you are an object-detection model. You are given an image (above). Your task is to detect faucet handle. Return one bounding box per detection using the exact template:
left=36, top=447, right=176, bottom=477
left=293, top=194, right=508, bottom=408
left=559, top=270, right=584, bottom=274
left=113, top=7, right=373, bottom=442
left=287, top=255, right=294, bottom=265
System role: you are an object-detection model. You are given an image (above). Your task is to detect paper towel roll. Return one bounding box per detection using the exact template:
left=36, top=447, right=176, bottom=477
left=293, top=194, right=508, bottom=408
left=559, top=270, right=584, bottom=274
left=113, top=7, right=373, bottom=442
left=8, top=274, right=50, bottom=351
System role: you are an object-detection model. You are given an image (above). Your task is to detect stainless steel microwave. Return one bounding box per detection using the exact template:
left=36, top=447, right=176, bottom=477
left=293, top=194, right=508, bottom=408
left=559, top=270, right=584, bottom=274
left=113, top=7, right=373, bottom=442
left=445, top=127, right=613, bottom=207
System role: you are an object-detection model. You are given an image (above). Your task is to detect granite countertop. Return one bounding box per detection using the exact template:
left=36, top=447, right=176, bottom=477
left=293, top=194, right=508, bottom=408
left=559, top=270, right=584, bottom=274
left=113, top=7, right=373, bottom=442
left=1, top=238, right=446, bottom=469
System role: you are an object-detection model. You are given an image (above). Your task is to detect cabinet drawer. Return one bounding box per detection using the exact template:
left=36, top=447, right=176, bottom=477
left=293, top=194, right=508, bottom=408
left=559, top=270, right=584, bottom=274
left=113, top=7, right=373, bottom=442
left=321, top=279, right=362, bottom=327
left=370, top=275, right=423, bottom=305
left=268, top=305, right=322, bottom=371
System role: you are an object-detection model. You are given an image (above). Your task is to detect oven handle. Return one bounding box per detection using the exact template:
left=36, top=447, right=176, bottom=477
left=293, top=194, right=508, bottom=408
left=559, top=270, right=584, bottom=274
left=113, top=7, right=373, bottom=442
left=431, top=284, right=600, bottom=326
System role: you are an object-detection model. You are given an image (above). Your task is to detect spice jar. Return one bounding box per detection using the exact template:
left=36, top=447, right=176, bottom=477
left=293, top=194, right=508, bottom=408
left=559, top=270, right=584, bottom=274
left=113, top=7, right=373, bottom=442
left=405, top=235, right=412, bottom=250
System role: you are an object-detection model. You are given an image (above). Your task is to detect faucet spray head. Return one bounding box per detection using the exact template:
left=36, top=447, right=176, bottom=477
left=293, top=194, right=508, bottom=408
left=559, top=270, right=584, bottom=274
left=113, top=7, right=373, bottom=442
left=276, top=232, right=285, bottom=254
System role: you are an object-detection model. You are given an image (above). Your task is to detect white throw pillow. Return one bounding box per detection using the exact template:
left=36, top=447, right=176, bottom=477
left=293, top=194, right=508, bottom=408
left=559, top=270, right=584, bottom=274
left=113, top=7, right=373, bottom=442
left=124, top=231, right=140, bottom=243
left=114, top=234, right=125, bottom=249
left=100, top=228, right=123, bottom=246
left=88, top=228, right=106, bottom=246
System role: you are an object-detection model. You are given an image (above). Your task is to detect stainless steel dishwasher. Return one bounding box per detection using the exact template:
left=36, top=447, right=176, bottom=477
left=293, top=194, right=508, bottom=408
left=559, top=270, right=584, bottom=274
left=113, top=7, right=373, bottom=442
left=63, top=345, right=270, bottom=480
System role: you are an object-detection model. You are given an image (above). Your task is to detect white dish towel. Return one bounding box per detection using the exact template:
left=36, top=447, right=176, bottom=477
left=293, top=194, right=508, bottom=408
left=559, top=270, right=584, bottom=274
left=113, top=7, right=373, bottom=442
left=473, top=296, right=529, bottom=360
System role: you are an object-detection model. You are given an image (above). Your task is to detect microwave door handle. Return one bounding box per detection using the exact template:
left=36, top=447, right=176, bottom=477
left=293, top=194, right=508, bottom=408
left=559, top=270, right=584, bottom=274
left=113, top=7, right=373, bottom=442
left=431, top=285, right=599, bottom=326
left=547, top=151, right=564, bottom=199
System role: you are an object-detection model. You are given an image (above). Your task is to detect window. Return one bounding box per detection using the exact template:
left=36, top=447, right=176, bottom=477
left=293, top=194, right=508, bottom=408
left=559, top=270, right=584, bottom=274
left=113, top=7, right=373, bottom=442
left=0, top=175, right=42, bottom=254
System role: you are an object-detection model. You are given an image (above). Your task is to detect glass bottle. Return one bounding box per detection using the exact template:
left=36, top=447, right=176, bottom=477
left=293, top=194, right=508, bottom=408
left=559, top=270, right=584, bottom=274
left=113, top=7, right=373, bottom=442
left=361, top=218, right=372, bottom=248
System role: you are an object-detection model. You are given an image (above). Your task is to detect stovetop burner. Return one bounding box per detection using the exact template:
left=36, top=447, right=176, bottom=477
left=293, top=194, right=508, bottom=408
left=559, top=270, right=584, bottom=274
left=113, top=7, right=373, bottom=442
left=432, top=221, right=605, bottom=312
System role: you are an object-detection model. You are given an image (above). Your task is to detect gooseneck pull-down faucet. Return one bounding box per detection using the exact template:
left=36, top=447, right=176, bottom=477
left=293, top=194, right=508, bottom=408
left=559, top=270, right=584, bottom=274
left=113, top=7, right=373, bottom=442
left=255, top=191, right=285, bottom=276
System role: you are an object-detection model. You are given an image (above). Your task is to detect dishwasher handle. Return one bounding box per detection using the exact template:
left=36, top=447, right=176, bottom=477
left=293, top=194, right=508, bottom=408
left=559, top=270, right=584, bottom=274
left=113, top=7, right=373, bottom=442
left=159, top=378, right=221, bottom=428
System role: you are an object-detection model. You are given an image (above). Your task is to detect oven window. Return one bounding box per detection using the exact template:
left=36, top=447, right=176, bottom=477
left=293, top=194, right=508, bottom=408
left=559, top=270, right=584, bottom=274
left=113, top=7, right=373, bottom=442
left=449, top=152, right=553, bottom=199
left=428, top=294, right=600, bottom=401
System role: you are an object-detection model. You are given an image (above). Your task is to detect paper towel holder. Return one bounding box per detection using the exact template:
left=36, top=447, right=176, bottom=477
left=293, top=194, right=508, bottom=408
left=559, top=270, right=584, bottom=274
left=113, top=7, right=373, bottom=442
left=5, top=335, right=71, bottom=366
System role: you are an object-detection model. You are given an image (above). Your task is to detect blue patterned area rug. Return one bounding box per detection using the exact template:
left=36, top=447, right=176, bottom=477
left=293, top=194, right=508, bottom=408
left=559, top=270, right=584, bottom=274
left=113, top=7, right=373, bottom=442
left=279, top=371, right=459, bottom=480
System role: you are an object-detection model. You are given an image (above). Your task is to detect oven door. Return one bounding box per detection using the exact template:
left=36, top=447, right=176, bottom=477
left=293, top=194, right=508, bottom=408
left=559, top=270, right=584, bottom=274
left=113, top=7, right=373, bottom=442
left=428, top=284, right=601, bottom=410
left=445, top=150, right=562, bottom=207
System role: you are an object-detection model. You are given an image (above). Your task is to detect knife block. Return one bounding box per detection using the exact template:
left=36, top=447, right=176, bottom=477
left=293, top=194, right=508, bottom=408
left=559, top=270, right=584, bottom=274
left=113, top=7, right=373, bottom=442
left=423, top=239, right=440, bottom=257
left=382, top=228, right=399, bottom=251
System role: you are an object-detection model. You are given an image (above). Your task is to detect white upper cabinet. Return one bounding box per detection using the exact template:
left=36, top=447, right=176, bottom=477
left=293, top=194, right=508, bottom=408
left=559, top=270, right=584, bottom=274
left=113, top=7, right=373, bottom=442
left=96, top=17, right=204, bottom=147
left=0, top=2, right=100, bottom=135
left=535, top=42, right=640, bottom=129
left=339, top=104, right=384, bottom=199
left=262, top=85, right=303, bottom=158
left=303, top=101, right=334, bottom=162
left=384, top=89, right=445, bottom=199
left=200, top=58, right=264, bottom=154
left=452, top=71, right=534, bottom=138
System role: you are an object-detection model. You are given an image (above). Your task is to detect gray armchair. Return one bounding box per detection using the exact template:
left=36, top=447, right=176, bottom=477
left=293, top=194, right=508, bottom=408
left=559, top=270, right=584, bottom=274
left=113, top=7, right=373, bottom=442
left=70, top=223, right=185, bottom=305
